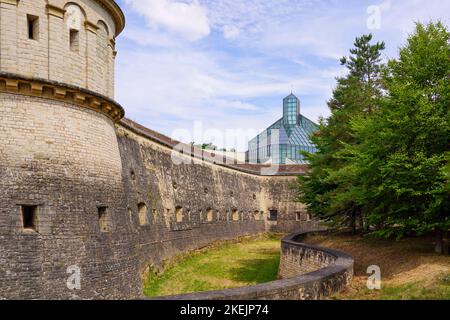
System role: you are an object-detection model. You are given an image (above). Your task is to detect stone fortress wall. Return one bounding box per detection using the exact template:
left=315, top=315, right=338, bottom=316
left=0, top=0, right=328, bottom=300
left=0, top=97, right=317, bottom=298
left=117, top=119, right=321, bottom=289
left=0, top=0, right=122, bottom=98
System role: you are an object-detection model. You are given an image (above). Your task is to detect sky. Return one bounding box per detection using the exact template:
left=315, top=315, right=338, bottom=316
left=114, top=0, right=450, bottom=151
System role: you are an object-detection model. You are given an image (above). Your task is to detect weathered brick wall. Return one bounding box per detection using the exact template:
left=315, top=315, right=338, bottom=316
left=0, top=93, right=140, bottom=299
left=278, top=237, right=336, bottom=279
left=116, top=124, right=278, bottom=274
left=0, top=0, right=119, bottom=98
left=0, top=94, right=318, bottom=299
left=0, top=0, right=323, bottom=300
left=265, top=177, right=323, bottom=233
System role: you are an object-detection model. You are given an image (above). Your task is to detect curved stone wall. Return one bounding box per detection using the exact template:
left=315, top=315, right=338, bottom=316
left=0, top=104, right=320, bottom=299
left=0, top=0, right=123, bottom=98
left=0, top=0, right=325, bottom=300
left=152, top=231, right=353, bottom=300
left=116, top=120, right=317, bottom=281
left=0, top=92, right=140, bottom=299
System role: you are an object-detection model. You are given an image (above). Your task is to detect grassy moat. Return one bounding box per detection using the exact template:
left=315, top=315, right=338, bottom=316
left=143, top=232, right=450, bottom=299
left=144, top=234, right=282, bottom=297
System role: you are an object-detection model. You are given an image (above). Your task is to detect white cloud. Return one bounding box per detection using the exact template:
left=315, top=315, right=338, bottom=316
left=202, top=0, right=350, bottom=59
left=124, top=0, right=210, bottom=41
left=116, top=0, right=450, bottom=149
left=115, top=44, right=336, bottom=149
left=375, top=0, right=450, bottom=44
left=222, top=25, right=240, bottom=40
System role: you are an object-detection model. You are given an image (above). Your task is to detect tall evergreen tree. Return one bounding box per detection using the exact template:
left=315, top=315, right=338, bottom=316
left=341, top=22, right=450, bottom=253
left=297, top=35, right=385, bottom=233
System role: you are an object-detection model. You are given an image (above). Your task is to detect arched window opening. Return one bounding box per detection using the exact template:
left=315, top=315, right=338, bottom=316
left=232, top=209, right=239, bottom=221
left=138, top=203, right=148, bottom=226
left=175, top=206, right=183, bottom=223
left=206, top=208, right=213, bottom=222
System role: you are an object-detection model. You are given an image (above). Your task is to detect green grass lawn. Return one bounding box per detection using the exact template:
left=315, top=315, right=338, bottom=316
left=144, top=234, right=282, bottom=297
left=144, top=232, right=450, bottom=299
left=369, top=275, right=450, bottom=300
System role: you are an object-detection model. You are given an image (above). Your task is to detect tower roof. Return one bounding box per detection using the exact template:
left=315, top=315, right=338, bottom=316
left=284, top=92, right=299, bottom=100
left=96, top=0, right=126, bottom=37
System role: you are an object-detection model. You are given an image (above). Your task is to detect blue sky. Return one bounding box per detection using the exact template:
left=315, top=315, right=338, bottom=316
left=114, top=0, right=449, bottom=151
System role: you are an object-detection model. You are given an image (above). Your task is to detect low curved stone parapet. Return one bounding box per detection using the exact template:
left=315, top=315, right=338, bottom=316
left=151, top=231, right=354, bottom=300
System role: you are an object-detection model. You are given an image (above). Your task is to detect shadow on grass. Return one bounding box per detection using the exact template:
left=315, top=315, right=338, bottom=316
left=144, top=237, right=283, bottom=296
left=228, top=248, right=281, bottom=284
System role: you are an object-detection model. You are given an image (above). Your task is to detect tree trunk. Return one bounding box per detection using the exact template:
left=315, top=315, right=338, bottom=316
left=435, top=229, right=444, bottom=254
left=443, top=230, right=449, bottom=255
left=350, top=211, right=356, bottom=235
left=365, top=220, right=370, bottom=232
left=358, top=214, right=365, bottom=233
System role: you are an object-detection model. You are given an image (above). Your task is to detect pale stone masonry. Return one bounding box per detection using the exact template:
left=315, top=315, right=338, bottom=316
left=0, top=0, right=323, bottom=299
left=0, top=0, right=121, bottom=98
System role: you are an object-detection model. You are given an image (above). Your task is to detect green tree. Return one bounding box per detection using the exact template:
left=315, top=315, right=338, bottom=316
left=341, top=22, right=450, bottom=253
left=297, top=34, right=385, bottom=233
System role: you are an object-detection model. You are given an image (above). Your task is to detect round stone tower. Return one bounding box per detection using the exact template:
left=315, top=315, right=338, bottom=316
left=0, top=0, right=139, bottom=299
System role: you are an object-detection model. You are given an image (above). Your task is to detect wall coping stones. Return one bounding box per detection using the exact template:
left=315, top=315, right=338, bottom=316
left=148, top=230, right=354, bottom=300
left=119, top=118, right=310, bottom=177
left=0, top=72, right=125, bottom=121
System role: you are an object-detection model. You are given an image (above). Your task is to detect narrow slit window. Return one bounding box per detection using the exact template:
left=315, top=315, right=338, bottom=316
left=98, top=207, right=110, bottom=232
left=22, top=205, right=38, bottom=231
left=27, top=15, right=39, bottom=40
left=269, top=210, right=278, bottom=221
left=128, top=208, right=134, bottom=226
left=70, top=29, right=79, bottom=52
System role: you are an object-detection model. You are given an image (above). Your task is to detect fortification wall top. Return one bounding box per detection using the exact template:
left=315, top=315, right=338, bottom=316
left=119, top=118, right=310, bottom=177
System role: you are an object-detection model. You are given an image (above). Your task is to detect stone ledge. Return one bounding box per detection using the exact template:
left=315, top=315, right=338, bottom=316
left=0, top=72, right=124, bottom=122
left=148, top=230, right=353, bottom=300
left=0, top=0, right=18, bottom=5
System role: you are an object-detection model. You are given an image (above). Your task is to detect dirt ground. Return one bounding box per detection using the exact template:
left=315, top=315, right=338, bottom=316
left=306, top=233, right=450, bottom=300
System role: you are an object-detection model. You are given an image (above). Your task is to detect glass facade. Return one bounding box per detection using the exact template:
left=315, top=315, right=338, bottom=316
left=283, top=94, right=299, bottom=125
left=247, top=93, right=318, bottom=165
